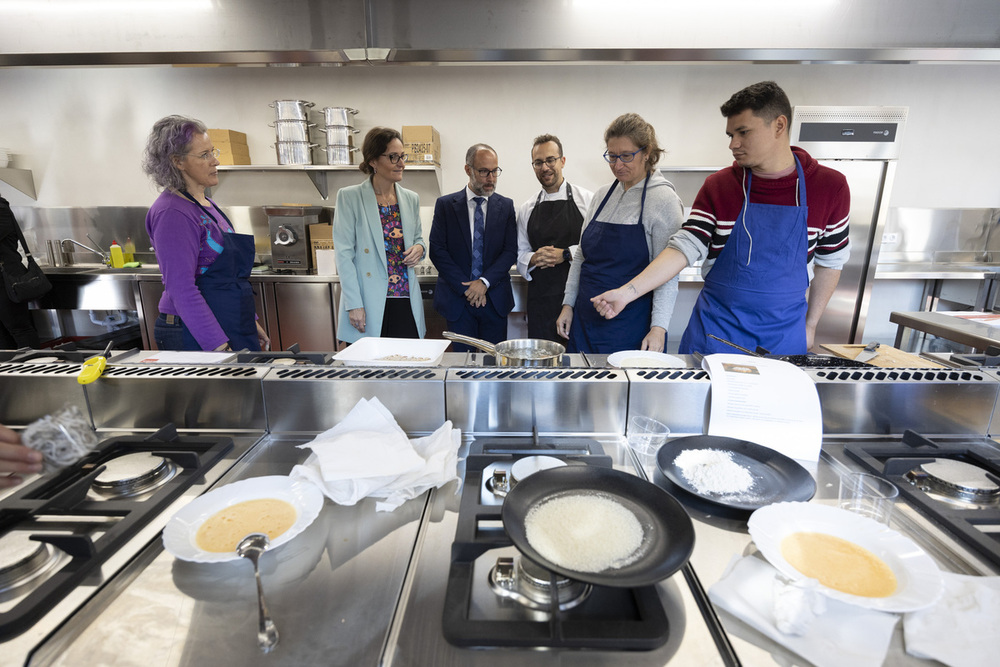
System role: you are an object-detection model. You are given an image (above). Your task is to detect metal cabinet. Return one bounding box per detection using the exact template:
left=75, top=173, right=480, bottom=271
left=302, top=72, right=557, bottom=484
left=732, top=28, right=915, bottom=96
left=258, top=280, right=337, bottom=351
left=138, top=277, right=268, bottom=350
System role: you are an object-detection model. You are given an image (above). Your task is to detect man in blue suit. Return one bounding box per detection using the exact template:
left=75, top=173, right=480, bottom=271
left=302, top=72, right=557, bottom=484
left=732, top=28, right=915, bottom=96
left=429, top=143, right=517, bottom=350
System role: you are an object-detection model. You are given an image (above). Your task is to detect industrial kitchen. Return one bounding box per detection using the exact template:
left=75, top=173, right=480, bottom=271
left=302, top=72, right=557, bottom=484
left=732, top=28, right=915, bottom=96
left=2, top=2, right=1000, bottom=667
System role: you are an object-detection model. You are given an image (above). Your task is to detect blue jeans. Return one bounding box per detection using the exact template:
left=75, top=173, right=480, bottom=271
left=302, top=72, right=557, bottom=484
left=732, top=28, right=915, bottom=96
left=154, top=313, right=186, bottom=350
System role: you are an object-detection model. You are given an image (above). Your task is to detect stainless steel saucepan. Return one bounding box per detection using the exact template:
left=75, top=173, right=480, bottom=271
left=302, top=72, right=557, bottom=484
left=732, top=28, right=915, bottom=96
left=442, top=331, right=565, bottom=367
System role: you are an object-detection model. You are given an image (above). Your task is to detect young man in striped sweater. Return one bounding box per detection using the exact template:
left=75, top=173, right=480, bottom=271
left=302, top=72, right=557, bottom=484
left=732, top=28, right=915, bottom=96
left=592, top=81, right=850, bottom=355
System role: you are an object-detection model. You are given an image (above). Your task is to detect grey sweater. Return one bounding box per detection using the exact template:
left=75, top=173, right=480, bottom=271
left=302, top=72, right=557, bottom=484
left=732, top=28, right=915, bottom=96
left=562, top=170, right=684, bottom=331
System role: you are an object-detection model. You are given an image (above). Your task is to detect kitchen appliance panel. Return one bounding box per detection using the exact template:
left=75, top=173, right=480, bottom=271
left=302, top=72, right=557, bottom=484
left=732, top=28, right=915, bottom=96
left=384, top=437, right=727, bottom=666
left=270, top=282, right=336, bottom=351
left=810, top=366, right=997, bottom=435
left=0, top=428, right=259, bottom=665
left=627, top=368, right=711, bottom=436
left=265, top=206, right=323, bottom=273
left=0, top=363, right=92, bottom=427
left=817, top=159, right=892, bottom=345
left=444, top=368, right=628, bottom=435
left=261, top=367, right=447, bottom=434
left=84, top=365, right=268, bottom=431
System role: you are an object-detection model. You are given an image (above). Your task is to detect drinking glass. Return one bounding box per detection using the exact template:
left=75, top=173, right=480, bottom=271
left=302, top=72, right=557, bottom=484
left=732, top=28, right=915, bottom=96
left=627, top=416, right=670, bottom=470
left=838, top=472, right=899, bottom=525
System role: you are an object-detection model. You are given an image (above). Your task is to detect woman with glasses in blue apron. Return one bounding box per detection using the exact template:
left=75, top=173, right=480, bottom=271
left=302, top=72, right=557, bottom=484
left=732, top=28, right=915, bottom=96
left=588, top=82, right=851, bottom=356
left=556, top=113, right=684, bottom=354
left=143, top=116, right=269, bottom=352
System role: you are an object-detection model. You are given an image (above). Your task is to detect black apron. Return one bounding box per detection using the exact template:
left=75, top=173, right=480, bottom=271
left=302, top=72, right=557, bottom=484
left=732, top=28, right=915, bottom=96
left=525, top=184, right=584, bottom=341
left=178, top=192, right=260, bottom=351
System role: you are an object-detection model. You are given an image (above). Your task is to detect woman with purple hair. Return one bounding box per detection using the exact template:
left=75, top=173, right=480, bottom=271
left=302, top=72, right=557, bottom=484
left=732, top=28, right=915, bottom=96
left=142, top=115, right=269, bottom=352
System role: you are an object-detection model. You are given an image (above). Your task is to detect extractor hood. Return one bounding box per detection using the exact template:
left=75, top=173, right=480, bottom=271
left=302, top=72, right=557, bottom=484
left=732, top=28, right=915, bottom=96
left=0, top=0, right=998, bottom=67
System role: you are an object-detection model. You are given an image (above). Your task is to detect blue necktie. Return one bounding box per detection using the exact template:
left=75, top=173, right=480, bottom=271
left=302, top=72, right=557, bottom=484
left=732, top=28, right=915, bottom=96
left=471, top=196, right=485, bottom=280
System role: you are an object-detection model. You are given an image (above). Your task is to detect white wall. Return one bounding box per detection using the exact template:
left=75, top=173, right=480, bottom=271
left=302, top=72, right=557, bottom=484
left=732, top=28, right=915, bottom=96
left=1, top=62, right=998, bottom=210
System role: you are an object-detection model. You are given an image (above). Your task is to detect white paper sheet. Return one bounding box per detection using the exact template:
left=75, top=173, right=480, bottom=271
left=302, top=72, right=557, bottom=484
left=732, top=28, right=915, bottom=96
left=702, top=353, right=822, bottom=461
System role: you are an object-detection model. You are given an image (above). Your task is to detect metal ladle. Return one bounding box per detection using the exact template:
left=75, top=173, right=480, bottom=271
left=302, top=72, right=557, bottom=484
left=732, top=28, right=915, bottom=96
left=236, top=533, right=279, bottom=653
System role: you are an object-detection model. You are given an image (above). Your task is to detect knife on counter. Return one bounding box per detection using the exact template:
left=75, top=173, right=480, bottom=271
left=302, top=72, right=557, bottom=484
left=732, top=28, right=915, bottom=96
left=854, top=341, right=880, bottom=363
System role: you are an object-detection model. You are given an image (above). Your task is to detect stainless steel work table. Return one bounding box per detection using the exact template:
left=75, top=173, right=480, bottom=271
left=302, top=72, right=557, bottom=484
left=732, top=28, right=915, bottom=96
left=890, top=310, right=1000, bottom=351
left=38, top=433, right=427, bottom=667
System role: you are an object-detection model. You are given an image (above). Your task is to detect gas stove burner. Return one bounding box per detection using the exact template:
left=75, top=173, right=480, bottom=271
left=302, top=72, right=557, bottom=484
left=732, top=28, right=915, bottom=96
left=485, top=456, right=571, bottom=498
left=485, top=468, right=511, bottom=497
left=91, top=452, right=178, bottom=499
left=0, top=534, right=59, bottom=594
left=488, top=556, right=591, bottom=611
left=510, top=455, right=566, bottom=484
left=905, top=458, right=1000, bottom=509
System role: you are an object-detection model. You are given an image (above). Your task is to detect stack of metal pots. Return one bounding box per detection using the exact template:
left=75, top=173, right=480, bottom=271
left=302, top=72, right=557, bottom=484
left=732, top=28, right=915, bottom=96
left=269, top=99, right=318, bottom=165
left=319, top=106, right=359, bottom=165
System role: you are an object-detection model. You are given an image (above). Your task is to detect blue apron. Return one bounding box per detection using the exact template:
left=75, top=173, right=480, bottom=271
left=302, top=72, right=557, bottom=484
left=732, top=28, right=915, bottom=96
left=568, top=176, right=653, bottom=354
left=679, top=157, right=809, bottom=355
left=178, top=193, right=260, bottom=351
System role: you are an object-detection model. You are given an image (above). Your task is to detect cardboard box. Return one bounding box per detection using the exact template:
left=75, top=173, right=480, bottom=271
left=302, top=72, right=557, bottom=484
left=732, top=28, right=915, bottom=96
left=208, top=128, right=248, bottom=145
left=403, top=142, right=440, bottom=165
left=402, top=125, right=440, bottom=165
left=217, top=142, right=251, bottom=165
left=309, top=223, right=335, bottom=268
left=402, top=125, right=439, bottom=144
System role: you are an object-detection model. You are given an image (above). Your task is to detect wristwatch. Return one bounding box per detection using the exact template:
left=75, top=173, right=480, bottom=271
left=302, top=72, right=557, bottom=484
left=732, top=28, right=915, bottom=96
left=562, top=248, right=572, bottom=263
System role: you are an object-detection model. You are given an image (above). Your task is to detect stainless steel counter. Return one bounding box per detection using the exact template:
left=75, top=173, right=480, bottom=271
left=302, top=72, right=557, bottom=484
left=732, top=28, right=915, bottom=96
left=875, top=262, right=997, bottom=281
left=890, top=310, right=1000, bottom=351
left=386, top=437, right=729, bottom=667
left=36, top=434, right=427, bottom=667
left=24, top=432, right=997, bottom=667
left=5, top=354, right=1000, bottom=666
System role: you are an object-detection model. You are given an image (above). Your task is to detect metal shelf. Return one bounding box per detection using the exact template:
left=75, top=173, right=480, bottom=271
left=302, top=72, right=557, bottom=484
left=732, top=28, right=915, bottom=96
left=216, top=163, right=442, bottom=199
left=0, top=167, right=36, bottom=199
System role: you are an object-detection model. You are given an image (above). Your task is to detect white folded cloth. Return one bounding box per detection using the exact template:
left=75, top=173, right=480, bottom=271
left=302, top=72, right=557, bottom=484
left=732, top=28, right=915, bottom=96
left=903, top=571, right=1000, bottom=667
left=290, top=397, right=460, bottom=511
left=708, top=554, right=898, bottom=667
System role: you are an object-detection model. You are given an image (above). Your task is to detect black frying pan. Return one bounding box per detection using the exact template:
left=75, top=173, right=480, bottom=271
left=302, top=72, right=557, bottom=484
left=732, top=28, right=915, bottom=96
left=501, top=465, right=695, bottom=587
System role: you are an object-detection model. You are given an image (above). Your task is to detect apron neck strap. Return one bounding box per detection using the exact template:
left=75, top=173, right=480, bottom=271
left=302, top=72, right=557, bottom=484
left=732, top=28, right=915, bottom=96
left=180, top=190, right=233, bottom=230
left=744, top=154, right=807, bottom=207
left=590, top=175, right=650, bottom=225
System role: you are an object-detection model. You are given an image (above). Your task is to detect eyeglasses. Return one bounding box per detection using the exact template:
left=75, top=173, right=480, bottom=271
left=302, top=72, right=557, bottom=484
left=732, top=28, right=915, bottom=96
left=383, top=152, right=407, bottom=164
left=473, top=167, right=502, bottom=178
left=185, top=148, right=221, bottom=161
left=603, top=147, right=646, bottom=164
left=531, top=156, right=561, bottom=169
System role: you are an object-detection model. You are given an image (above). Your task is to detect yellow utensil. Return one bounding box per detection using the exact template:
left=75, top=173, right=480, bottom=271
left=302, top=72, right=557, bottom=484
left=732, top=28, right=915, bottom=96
left=77, top=355, right=106, bottom=384
left=77, top=342, right=113, bottom=385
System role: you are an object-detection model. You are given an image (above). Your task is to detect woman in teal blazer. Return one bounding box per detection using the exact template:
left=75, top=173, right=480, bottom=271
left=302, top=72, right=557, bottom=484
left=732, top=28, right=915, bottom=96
left=334, top=127, right=427, bottom=344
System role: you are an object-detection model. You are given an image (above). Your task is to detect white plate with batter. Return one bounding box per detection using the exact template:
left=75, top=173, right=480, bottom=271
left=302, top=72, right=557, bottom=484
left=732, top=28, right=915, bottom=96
left=748, top=502, right=943, bottom=612
left=163, top=475, right=324, bottom=563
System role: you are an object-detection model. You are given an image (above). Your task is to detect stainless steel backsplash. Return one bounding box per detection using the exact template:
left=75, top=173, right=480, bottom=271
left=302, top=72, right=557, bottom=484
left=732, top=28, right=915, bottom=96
left=880, top=207, right=1000, bottom=264
left=10, top=205, right=334, bottom=265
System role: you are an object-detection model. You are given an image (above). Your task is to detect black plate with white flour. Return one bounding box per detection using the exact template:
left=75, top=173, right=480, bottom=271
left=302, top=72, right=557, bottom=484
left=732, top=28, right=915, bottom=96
left=656, top=435, right=816, bottom=512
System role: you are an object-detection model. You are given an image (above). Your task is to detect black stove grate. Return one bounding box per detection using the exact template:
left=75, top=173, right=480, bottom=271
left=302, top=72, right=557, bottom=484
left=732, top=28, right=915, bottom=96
left=0, top=425, right=233, bottom=640
left=845, top=430, right=1000, bottom=571
left=442, top=439, right=671, bottom=650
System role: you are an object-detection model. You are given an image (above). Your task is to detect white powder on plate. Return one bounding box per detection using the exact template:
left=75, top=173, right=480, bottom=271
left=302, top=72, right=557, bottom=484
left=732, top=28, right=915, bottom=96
left=524, top=493, right=644, bottom=573
left=673, top=448, right=754, bottom=496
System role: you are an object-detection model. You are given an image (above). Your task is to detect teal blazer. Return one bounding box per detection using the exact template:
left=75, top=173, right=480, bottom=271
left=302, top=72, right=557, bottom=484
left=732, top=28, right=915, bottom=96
left=333, top=179, right=427, bottom=343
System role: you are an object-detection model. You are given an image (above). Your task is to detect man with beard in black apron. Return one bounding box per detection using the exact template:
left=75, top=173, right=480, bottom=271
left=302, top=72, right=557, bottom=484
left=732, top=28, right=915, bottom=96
left=515, top=135, right=594, bottom=342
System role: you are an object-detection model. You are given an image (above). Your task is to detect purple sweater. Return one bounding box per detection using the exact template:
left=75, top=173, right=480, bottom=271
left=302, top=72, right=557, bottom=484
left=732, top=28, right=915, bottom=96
left=145, top=190, right=232, bottom=350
